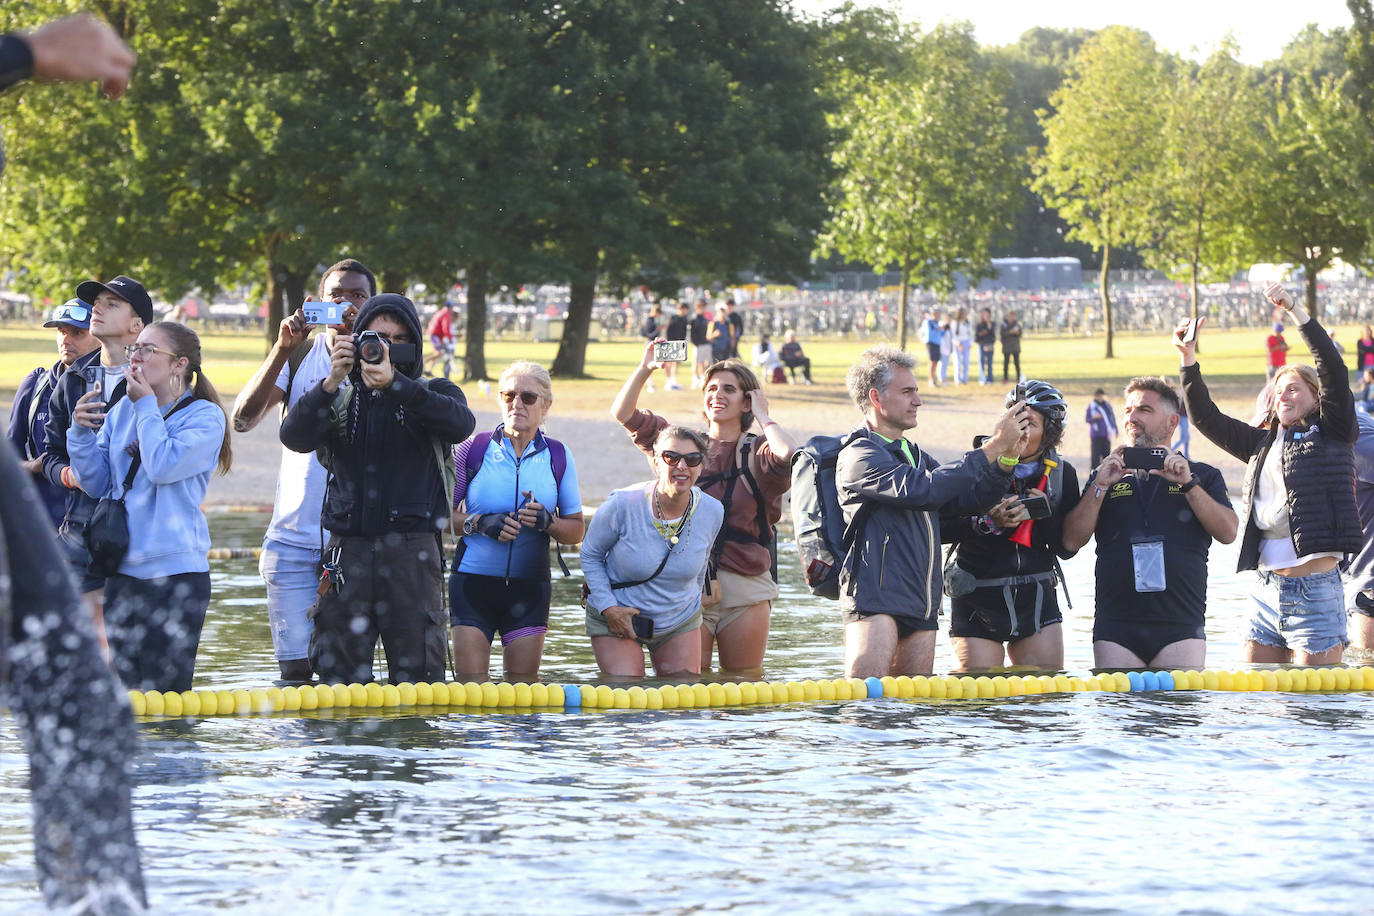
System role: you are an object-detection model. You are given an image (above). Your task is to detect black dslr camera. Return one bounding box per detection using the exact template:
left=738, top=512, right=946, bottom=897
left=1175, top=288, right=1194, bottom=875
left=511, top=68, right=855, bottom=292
left=355, top=330, right=418, bottom=367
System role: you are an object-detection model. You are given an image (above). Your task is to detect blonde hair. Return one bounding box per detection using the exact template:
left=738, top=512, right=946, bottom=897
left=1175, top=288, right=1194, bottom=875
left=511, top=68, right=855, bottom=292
left=499, top=361, right=553, bottom=405
left=1270, top=363, right=1320, bottom=426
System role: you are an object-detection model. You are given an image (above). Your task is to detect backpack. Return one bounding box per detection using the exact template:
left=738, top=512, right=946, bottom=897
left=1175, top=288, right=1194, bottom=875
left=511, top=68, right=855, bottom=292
left=280, top=338, right=315, bottom=419
left=456, top=427, right=571, bottom=576
left=789, top=431, right=866, bottom=599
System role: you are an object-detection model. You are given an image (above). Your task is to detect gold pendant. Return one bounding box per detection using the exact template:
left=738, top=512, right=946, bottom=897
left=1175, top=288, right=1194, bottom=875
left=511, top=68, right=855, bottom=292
left=670, top=536, right=679, bottom=545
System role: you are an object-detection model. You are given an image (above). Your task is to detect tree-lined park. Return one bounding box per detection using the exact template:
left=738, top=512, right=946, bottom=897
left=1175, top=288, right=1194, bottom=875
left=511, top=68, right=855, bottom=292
left=4, top=1, right=1374, bottom=372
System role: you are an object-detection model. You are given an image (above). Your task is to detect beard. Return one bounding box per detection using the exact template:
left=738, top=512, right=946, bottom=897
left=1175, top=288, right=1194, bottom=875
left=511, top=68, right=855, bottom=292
left=1127, top=426, right=1164, bottom=448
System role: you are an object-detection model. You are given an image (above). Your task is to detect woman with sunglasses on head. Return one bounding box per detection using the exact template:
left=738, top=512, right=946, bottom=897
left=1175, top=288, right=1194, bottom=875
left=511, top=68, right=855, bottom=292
left=450, top=361, right=584, bottom=682
left=612, top=341, right=796, bottom=675
left=67, top=321, right=231, bottom=692
left=582, top=426, right=725, bottom=677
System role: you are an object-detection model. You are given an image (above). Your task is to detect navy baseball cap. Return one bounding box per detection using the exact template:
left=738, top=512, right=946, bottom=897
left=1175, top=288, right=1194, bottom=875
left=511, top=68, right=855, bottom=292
left=76, top=275, right=154, bottom=325
left=43, top=298, right=93, bottom=329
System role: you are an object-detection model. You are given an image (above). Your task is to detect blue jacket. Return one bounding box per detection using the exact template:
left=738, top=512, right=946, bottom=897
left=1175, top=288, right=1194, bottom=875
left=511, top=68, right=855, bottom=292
left=67, top=393, right=225, bottom=579
left=7, top=362, right=67, bottom=527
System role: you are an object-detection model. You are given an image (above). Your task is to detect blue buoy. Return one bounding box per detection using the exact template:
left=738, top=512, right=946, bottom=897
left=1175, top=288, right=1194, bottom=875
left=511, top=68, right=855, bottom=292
left=1155, top=671, right=1175, bottom=691
left=563, top=685, right=581, bottom=707
left=864, top=676, right=883, bottom=698
left=1126, top=671, right=1144, bottom=692
left=1141, top=671, right=1161, bottom=691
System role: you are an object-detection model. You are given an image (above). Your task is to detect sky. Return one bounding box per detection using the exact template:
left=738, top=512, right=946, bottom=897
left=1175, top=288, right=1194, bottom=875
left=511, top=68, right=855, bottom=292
left=791, top=0, right=1355, bottom=64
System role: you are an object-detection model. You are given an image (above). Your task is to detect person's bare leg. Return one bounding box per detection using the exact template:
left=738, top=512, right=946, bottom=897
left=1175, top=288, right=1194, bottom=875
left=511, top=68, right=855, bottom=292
left=1244, top=640, right=1293, bottom=664
left=591, top=636, right=647, bottom=678
left=699, top=626, right=715, bottom=672
left=844, top=616, right=899, bottom=678
left=1007, top=624, right=1064, bottom=669
left=1351, top=614, right=1374, bottom=651
left=84, top=588, right=108, bottom=658
left=1093, top=640, right=1147, bottom=669
left=501, top=632, right=547, bottom=683
left=1147, top=638, right=1206, bottom=669
left=451, top=626, right=492, bottom=681
left=651, top=628, right=702, bottom=678
left=891, top=630, right=937, bottom=676
left=1295, top=645, right=1346, bottom=666
left=714, top=601, right=770, bottom=675
left=951, top=636, right=1006, bottom=671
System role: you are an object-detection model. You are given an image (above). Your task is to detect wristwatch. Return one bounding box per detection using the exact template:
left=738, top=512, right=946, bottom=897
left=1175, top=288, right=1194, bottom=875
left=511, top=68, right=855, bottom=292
left=1179, top=475, right=1200, bottom=493
left=462, top=513, right=481, bottom=536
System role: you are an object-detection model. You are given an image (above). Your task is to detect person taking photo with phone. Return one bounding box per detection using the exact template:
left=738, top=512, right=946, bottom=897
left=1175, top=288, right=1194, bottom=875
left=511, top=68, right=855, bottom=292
left=942, top=381, right=1082, bottom=670
left=1063, top=376, right=1237, bottom=669
left=612, top=342, right=795, bottom=674
left=581, top=426, right=724, bottom=677
left=1180, top=283, right=1359, bottom=665
left=67, top=321, right=232, bottom=692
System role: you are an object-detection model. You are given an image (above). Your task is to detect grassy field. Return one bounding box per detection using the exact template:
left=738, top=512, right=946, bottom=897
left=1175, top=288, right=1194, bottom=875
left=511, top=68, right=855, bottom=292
left=0, top=320, right=1341, bottom=409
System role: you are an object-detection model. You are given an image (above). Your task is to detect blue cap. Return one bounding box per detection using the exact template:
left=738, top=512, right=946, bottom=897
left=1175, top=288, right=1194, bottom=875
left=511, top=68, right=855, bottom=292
left=1273, top=322, right=1284, bottom=334
left=43, top=298, right=92, bottom=329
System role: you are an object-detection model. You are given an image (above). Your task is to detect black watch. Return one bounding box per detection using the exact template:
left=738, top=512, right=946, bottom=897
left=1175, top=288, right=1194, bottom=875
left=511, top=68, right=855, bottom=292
left=462, top=513, right=481, bottom=535
left=1179, top=475, right=1200, bottom=493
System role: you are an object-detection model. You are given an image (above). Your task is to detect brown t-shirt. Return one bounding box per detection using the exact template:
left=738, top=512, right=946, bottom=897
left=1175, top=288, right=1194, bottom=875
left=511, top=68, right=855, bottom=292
left=623, top=408, right=791, bottom=576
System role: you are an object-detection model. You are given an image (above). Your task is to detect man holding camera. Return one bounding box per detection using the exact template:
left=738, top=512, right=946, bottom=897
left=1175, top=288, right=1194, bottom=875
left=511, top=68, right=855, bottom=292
left=42, top=276, right=153, bottom=625
left=231, top=258, right=373, bottom=684
left=280, top=292, right=475, bottom=684
left=1062, top=377, right=1237, bottom=669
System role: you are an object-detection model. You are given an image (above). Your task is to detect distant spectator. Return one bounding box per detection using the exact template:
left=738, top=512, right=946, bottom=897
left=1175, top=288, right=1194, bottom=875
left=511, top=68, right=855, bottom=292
left=1357, top=325, right=1374, bottom=373
left=1085, top=388, right=1118, bottom=470
left=1360, top=368, right=1374, bottom=413
left=1000, top=311, right=1023, bottom=382
left=689, top=300, right=712, bottom=388
left=975, top=307, right=997, bottom=385
left=950, top=307, right=974, bottom=385
left=724, top=299, right=744, bottom=358
left=752, top=333, right=784, bottom=383
left=1266, top=321, right=1288, bottom=379
left=779, top=330, right=813, bottom=384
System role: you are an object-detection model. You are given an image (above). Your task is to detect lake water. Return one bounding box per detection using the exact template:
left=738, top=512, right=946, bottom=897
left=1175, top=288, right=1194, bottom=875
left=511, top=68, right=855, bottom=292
left=1, top=514, right=1372, bottom=913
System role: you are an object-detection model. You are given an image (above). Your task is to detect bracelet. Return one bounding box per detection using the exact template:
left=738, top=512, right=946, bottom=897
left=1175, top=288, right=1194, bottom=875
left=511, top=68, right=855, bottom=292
left=61, top=466, right=77, bottom=489
left=1093, top=486, right=1105, bottom=500
left=762, top=420, right=778, bottom=428
left=1179, top=475, right=1200, bottom=493
left=997, top=454, right=1018, bottom=468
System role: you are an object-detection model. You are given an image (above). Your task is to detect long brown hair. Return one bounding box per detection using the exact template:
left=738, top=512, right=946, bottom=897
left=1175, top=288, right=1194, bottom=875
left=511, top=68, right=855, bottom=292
left=149, top=320, right=233, bottom=474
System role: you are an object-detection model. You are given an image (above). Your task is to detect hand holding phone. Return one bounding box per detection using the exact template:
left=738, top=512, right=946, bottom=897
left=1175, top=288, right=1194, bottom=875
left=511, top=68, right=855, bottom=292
left=653, top=339, right=688, bottom=363
left=1121, top=446, right=1168, bottom=470
left=1018, top=490, right=1052, bottom=520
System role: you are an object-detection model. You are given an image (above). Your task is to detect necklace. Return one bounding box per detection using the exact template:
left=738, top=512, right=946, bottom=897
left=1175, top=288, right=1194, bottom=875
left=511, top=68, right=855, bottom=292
left=653, top=488, right=693, bottom=546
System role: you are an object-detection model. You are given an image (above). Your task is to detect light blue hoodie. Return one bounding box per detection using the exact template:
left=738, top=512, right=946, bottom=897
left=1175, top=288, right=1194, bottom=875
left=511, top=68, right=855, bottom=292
left=68, top=393, right=224, bottom=579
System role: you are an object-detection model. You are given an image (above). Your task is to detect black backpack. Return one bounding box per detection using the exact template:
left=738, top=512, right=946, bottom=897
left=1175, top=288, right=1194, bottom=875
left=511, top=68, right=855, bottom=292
left=789, top=431, right=866, bottom=599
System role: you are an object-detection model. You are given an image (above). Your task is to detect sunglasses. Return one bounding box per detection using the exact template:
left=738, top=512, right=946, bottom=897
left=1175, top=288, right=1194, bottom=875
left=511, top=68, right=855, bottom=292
left=125, top=343, right=179, bottom=359
left=51, top=303, right=91, bottom=322
left=658, top=450, right=704, bottom=468
left=500, top=390, right=541, bottom=406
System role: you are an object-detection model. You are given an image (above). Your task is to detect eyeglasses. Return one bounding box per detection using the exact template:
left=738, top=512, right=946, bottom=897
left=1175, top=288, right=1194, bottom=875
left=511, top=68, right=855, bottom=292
left=125, top=344, right=179, bottom=359
left=658, top=450, right=704, bottom=468
left=51, top=303, right=91, bottom=322
left=501, top=391, right=541, bottom=406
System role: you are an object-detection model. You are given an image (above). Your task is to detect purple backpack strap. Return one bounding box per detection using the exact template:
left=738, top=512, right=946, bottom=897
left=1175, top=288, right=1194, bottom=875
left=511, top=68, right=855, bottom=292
left=545, top=436, right=567, bottom=489
left=465, top=430, right=494, bottom=482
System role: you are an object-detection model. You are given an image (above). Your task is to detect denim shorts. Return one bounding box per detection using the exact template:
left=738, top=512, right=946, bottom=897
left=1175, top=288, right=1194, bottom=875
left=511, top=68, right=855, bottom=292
left=1247, top=567, right=1347, bottom=654
left=259, top=538, right=321, bottom=661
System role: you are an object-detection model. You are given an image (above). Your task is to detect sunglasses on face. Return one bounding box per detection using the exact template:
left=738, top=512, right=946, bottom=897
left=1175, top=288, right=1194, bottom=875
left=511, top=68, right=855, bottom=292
left=501, top=390, right=541, bottom=406
left=658, top=450, right=704, bottom=468
left=51, top=303, right=91, bottom=322
left=125, top=344, right=178, bottom=359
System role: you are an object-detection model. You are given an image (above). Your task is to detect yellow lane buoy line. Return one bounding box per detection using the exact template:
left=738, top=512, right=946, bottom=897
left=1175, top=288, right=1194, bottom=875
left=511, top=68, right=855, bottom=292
left=126, top=667, right=1374, bottom=717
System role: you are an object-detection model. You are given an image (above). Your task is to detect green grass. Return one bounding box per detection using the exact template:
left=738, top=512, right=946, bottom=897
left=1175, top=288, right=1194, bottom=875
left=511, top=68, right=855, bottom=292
left=1, top=321, right=1331, bottom=404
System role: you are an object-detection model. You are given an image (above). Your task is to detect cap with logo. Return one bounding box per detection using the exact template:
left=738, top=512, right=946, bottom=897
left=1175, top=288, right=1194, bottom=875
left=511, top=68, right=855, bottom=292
left=43, top=297, right=93, bottom=329
left=75, top=276, right=154, bottom=326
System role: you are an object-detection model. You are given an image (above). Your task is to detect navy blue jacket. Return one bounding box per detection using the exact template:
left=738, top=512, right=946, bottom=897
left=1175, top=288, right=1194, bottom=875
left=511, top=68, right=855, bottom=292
left=7, top=362, right=68, bottom=526
left=42, top=348, right=127, bottom=529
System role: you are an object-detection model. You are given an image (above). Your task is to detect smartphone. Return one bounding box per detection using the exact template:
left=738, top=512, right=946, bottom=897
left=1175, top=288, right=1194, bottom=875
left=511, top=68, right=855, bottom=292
left=1180, top=318, right=1199, bottom=344
left=653, top=340, right=688, bottom=363
left=631, top=615, right=656, bottom=640
left=304, top=300, right=347, bottom=325
left=1018, top=490, right=1052, bottom=520
left=1121, top=446, right=1168, bottom=470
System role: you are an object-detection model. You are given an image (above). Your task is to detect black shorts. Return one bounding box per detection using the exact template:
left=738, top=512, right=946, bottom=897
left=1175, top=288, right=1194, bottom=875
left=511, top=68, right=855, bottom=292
left=449, top=572, right=552, bottom=645
left=951, top=584, right=1062, bottom=643
left=1353, top=591, right=1374, bottom=618
left=1093, top=617, right=1204, bottom=664
left=842, top=608, right=938, bottom=638
left=925, top=343, right=942, bottom=363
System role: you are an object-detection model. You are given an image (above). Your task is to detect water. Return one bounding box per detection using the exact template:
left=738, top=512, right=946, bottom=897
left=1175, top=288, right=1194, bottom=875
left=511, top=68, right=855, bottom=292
left=2, top=515, right=1372, bottom=913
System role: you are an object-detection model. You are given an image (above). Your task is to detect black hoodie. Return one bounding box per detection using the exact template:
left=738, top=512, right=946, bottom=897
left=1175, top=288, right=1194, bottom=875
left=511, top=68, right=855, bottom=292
left=280, top=294, right=476, bottom=536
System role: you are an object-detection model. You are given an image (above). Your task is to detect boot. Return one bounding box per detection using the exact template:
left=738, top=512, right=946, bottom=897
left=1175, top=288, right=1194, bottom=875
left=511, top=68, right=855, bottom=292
left=274, top=657, right=314, bottom=687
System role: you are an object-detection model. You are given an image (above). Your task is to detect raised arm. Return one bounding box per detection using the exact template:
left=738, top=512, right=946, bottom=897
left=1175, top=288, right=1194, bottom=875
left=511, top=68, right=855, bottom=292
left=231, top=309, right=309, bottom=432
left=610, top=339, right=662, bottom=425
left=1175, top=317, right=1265, bottom=462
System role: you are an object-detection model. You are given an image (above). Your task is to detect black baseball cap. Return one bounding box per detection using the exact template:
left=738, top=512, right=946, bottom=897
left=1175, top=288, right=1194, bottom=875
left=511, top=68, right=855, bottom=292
left=76, top=276, right=154, bottom=325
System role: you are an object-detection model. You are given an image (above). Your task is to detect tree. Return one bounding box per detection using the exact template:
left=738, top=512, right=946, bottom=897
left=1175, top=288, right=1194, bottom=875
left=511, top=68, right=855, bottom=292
left=1240, top=74, right=1370, bottom=316
left=817, top=23, right=1022, bottom=351
left=1033, top=27, right=1169, bottom=358
left=1147, top=47, right=1264, bottom=318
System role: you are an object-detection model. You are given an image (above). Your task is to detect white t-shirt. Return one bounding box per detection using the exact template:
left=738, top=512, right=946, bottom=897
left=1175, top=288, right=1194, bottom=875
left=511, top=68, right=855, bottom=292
left=265, top=335, right=343, bottom=550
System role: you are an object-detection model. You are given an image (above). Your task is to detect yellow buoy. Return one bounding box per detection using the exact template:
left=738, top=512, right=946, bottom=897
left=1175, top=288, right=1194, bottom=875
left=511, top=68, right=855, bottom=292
left=722, top=682, right=743, bottom=706
left=785, top=682, right=805, bottom=702
left=739, top=682, right=759, bottom=705
left=162, top=691, right=183, bottom=717
left=529, top=683, right=548, bottom=707
left=544, top=684, right=562, bottom=706
left=413, top=682, right=433, bottom=705
left=801, top=680, right=821, bottom=701
left=674, top=684, right=695, bottom=708
left=959, top=676, right=978, bottom=698
left=943, top=676, right=963, bottom=699
left=611, top=688, right=631, bottom=709
left=280, top=687, right=300, bottom=712
left=880, top=676, right=899, bottom=698
left=396, top=683, right=417, bottom=706
left=658, top=685, right=678, bottom=709
left=627, top=686, right=647, bottom=709
left=143, top=691, right=165, bottom=716
left=752, top=682, right=773, bottom=704
left=928, top=676, right=947, bottom=699
left=832, top=678, right=852, bottom=701
left=380, top=684, right=401, bottom=707
left=646, top=687, right=664, bottom=709
left=181, top=690, right=203, bottom=716
left=299, top=685, right=319, bottom=710
left=974, top=676, right=994, bottom=699
left=692, top=683, right=712, bottom=707
left=912, top=676, right=931, bottom=698
left=1007, top=676, right=1026, bottom=696
left=1333, top=668, right=1351, bottom=691
left=895, top=675, right=915, bottom=699
left=513, top=683, right=533, bottom=707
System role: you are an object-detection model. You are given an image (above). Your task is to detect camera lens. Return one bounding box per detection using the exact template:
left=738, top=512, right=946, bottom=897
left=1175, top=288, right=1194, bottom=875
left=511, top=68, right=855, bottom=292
left=358, top=332, right=386, bottom=364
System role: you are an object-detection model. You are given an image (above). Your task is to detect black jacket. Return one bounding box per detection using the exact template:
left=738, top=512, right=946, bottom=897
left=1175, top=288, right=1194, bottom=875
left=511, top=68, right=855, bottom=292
left=42, top=348, right=127, bottom=528
left=280, top=294, right=476, bottom=537
left=1183, top=317, right=1360, bottom=570
left=836, top=427, right=1013, bottom=619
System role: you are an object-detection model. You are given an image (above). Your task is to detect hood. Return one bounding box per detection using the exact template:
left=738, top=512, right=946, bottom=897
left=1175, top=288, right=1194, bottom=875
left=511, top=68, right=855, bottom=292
left=355, top=293, right=425, bottom=379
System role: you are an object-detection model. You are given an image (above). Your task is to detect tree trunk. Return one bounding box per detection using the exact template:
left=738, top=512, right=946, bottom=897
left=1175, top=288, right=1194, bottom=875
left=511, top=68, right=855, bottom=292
left=283, top=270, right=307, bottom=320
left=552, top=246, right=599, bottom=378
left=380, top=271, right=407, bottom=296
left=1100, top=244, right=1114, bottom=359
left=1303, top=264, right=1321, bottom=320
left=897, top=256, right=911, bottom=352
left=464, top=262, right=489, bottom=382
left=265, top=238, right=285, bottom=348
left=1190, top=259, right=1201, bottom=355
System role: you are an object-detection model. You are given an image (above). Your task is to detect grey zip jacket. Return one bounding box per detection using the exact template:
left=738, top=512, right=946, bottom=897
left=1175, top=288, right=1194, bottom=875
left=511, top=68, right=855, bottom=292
left=837, top=427, right=1014, bottom=619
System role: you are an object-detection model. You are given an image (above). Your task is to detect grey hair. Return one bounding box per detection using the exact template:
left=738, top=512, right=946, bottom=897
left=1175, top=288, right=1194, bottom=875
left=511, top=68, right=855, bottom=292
left=654, top=425, right=709, bottom=454
left=847, top=346, right=918, bottom=410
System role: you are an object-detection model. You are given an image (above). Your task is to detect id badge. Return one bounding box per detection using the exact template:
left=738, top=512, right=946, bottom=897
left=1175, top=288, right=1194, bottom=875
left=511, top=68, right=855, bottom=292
left=1131, top=536, right=1166, bottom=593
